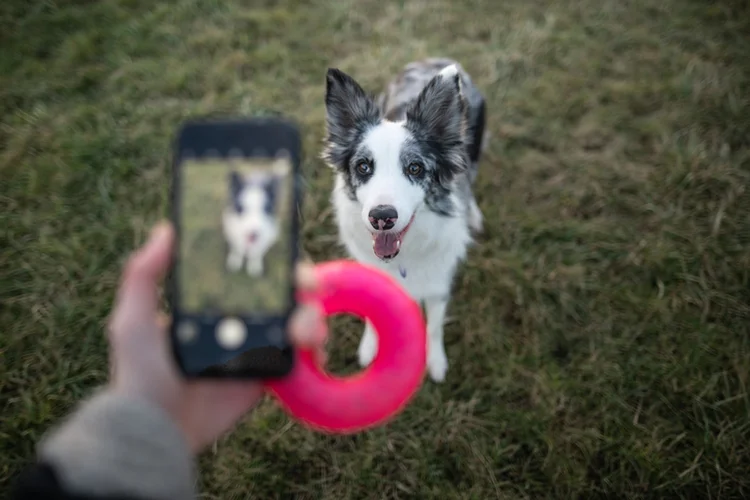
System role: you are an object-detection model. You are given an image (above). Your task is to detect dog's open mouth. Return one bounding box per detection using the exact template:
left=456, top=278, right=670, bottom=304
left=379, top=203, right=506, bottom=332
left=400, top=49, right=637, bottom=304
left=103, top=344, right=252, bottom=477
left=372, top=214, right=415, bottom=260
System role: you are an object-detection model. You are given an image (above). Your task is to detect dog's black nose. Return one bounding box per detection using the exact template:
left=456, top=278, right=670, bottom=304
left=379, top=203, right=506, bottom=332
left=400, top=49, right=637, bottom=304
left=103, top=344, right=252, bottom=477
left=368, top=205, right=398, bottom=230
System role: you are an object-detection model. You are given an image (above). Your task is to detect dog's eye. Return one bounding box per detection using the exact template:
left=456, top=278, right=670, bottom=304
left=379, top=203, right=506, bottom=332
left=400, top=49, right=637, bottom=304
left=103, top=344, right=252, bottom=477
left=407, top=162, right=424, bottom=176
left=356, top=161, right=372, bottom=175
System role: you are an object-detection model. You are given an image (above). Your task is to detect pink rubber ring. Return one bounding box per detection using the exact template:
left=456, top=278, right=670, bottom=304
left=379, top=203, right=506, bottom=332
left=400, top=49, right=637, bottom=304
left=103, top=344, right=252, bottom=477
left=264, top=260, right=427, bottom=434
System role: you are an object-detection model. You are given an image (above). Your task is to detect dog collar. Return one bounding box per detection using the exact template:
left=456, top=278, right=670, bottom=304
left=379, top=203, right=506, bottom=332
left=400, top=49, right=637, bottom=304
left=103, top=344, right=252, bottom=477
left=399, top=265, right=407, bottom=278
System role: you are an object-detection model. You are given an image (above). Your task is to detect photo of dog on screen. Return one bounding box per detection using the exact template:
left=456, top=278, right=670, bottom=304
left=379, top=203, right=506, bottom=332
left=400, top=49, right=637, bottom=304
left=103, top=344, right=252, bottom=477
left=222, top=159, right=289, bottom=278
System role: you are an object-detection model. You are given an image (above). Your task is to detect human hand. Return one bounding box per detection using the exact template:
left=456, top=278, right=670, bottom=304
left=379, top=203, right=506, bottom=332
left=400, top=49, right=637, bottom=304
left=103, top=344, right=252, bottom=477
left=106, top=221, right=327, bottom=453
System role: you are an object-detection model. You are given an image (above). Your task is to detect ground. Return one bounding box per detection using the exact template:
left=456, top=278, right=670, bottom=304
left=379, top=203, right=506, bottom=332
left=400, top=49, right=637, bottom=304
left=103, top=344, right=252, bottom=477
left=1, top=0, right=749, bottom=498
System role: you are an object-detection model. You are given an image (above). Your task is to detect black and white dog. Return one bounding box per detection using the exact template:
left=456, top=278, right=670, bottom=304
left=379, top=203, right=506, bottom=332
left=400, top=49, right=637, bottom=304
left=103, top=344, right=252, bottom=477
left=322, top=58, right=486, bottom=382
left=222, top=161, right=288, bottom=277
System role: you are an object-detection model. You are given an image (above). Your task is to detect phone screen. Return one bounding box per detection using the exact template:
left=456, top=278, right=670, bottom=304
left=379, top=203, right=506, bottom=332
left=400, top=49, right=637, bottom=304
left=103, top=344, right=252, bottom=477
left=179, top=156, right=293, bottom=316
left=170, top=146, right=297, bottom=378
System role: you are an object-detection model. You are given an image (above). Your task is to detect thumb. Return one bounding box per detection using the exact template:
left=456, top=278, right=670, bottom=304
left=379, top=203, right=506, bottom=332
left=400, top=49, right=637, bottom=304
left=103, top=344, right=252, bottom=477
left=110, top=222, right=175, bottom=336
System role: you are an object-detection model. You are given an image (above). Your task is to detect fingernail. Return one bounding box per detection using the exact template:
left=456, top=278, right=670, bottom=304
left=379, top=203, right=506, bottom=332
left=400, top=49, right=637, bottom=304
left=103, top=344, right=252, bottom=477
left=291, top=305, right=318, bottom=344
left=295, top=263, right=318, bottom=291
left=151, top=222, right=168, bottom=240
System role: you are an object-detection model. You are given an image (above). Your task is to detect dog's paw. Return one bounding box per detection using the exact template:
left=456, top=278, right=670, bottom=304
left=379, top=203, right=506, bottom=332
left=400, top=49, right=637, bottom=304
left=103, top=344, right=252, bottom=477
left=427, top=344, right=448, bottom=383
left=226, top=253, right=243, bottom=272
left=357, top=329, right=378, bottom=367
left=247, top=260, right=263, bottom=277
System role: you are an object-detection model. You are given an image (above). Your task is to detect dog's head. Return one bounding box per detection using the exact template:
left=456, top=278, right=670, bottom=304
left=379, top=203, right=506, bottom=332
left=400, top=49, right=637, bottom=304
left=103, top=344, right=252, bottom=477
left=322, top=64, right=469, bottom=261
left=227, top=161, right=287, bottom=245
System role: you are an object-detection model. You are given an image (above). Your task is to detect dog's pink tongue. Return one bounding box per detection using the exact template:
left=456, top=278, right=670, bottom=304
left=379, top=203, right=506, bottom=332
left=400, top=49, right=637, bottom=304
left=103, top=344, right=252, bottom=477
left=373, top=233, right=400, bottom=259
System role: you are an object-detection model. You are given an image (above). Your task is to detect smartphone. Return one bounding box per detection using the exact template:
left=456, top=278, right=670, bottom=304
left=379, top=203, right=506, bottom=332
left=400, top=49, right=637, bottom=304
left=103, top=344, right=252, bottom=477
left=167, top=117, right=301, bottom=379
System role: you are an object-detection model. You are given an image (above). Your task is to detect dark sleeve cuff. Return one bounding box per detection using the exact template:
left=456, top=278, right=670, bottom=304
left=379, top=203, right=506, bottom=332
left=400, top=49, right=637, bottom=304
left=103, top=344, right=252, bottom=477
left=28, top=390, right=195, bottom=500
left=13, top=461, right=152, bottom=500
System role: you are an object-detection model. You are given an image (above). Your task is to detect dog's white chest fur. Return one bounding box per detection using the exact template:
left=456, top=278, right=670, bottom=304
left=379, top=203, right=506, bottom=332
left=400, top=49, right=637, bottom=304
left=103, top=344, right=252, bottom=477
left=332, top=175, right=475, bottom=383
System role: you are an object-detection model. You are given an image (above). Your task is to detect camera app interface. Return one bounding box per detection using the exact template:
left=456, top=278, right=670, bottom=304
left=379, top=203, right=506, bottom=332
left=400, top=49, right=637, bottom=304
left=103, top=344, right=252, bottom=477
left=178, top=155, right=293, bottom=319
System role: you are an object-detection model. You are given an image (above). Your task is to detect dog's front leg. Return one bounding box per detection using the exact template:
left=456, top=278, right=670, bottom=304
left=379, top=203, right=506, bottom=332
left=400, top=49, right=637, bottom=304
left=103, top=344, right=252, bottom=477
left=424, top=297, right=449, bottom=383
left=246, top=255, right=263, bottom=277
left=226, top=249, right=243, bottom=272
left=357, top=321, right=378, bottom=368
left=468, top=196, right=484, bottom=234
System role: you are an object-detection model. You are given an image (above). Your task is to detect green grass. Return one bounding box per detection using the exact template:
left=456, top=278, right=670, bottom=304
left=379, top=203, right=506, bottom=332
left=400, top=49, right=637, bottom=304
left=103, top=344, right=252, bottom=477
left=179, top=159, right=292, bottom=314
left=1, top=0, right=749, bottom=498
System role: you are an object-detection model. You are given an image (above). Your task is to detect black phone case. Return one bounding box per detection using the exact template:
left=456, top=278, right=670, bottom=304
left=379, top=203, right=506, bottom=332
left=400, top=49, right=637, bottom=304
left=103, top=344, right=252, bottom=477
left=167, top=117, right=302, bottom=379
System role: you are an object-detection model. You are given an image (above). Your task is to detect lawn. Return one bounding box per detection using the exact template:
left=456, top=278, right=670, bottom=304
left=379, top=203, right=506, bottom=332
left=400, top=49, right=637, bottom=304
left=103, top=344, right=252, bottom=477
left=1, top=0, right=749, bottom=498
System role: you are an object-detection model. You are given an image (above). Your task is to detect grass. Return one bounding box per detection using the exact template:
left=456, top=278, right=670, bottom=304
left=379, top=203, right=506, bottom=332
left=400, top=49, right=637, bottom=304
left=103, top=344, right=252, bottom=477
left=179, top=159, right=293, bottom=314
left=1, top=0, right=749, bottom=498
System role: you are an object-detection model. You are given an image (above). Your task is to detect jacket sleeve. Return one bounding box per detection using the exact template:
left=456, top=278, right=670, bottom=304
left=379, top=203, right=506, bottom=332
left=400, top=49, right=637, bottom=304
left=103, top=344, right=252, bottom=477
left=10, top=390, right=196, bottom=500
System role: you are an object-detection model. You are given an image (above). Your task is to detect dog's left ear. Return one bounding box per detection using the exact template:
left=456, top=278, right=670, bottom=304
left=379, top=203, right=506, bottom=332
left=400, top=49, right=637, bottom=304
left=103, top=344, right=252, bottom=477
left=406, top=64, right=467, bottom=145
left=229, top=171, right=243, bottom=195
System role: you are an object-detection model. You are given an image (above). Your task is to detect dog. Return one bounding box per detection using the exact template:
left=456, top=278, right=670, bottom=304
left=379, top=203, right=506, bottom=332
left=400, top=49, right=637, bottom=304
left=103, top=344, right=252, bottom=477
left=321, top=58, right=486, bottom=382
left=222, top=161, right=288, bottom=277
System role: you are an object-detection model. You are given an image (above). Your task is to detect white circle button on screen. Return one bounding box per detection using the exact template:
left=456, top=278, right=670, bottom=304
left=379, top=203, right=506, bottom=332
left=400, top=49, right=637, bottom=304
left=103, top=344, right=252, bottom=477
left=216, top=318, right=247, bottom=350
left=176, top=320, right=198, bottom=344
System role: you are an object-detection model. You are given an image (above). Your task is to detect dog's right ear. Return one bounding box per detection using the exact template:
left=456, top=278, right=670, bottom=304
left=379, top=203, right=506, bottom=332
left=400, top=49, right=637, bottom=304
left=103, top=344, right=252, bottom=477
left=322, top=68, right=380, bottom=168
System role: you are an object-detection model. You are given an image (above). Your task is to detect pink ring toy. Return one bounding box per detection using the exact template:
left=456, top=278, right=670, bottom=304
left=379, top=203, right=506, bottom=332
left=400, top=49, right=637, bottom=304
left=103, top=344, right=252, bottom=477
left=264, top=260, right=427, bottom=434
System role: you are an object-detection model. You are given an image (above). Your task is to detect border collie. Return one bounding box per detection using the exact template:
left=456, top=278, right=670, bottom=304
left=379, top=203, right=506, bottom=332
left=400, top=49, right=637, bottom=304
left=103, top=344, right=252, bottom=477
left=322, top=58, right=486, bottom=382
left=222, top=161, right=287, bottom=277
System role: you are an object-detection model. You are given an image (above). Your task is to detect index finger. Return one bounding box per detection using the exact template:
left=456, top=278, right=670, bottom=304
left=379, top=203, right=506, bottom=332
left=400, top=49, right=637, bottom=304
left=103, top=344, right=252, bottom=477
left=295, top=260, right=318, bottom=293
